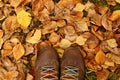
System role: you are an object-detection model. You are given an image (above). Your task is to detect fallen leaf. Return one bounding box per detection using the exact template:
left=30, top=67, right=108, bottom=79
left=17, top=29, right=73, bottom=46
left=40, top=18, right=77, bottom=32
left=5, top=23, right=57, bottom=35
left=0, top=29, right=3, bottom=38
left=106, top=53, right=120, bottom=64
left=73, top=3, right=85, bottom=12
left=95, top=50, right=106, bottom=64
left=102, top=13, right=112, bottom=31
left=59, top=39, right=71, bottom=49
left=2, top=16, right=19, bottom=32
left=75, top=36, right=87, bottom=46
left=26, top=73, right=33, bottom=80
left=96, top=69, right=109, bottom=80
left=26, top=29, right=41, bottom=44
left=0, top=38, right=3, bottom=49
left=115, top=0, right=120, bottom=3
left=13, top=43, right=25, bottom=60
left=104, top=59, right=114, bottom=67
left=75, top=21, right=89, bottom=32
left=17, top=10, right=32, bottom=29
left=1, top=49, right=12, bottom=57
left=109, top=10, right=120, bottom=21
left=106, top=39, right=118, bottom=48
left=49, top=32, right=60, bottom=43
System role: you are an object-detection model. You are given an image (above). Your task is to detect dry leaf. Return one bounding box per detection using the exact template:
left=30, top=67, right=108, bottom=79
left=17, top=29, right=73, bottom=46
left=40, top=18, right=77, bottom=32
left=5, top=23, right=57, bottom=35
left=26, top=29, right=41, bottom=44
left=26, top=73, right=33, bottom=80
left=115, top=0, right=120, bottom=3
left=17, top=10, right=32, bottom=29
left=109, top=10, right=120, bottom=21
left=2, top=16, right=19, bottom=32
left=106, top=53, right=120, bottom=64
left=49, top=32, right=60, bottom=43
left=65, top=34, right=78, bottom=41
left=59, top=39, right=71, bottom=49
left=0, top=38, right=3, bottom=49
left=75, top=21, right=89, bottom=32
left=0, top=30, right=3, bottom=38
left=102, top=13, right=112, bottom=31
left=75, top=36, right=87, bottom=46
left=106, top=0, right=117, bottom=6
left=3, top=40, right=13, bottom=49
left=106, top=38, right=118, bottom=48
left=57, top=20, right=66, bottom=27
left=5, top=71, right=19, bottom=80
left=57, top=0, right=80, bottom=10
left=96, top=69, right=109, bottom=80
left=95, top=50, right=106, bottom=64
left=1, top=49, right=12, bottom=57
left=91, top=26, right=103, bottom=40
left=91, top=13, right=102, bottom=26
left=73, top=3, right=85, bottom=12
left=32, top=0, right=44, bottom=16
left=13, top=43, right=25, bottom=60
left=104, top=59, right=114, bottom=67
left=10, top=0, right=31, bottom=8
left=64, top=25, right=75, bottom=36
left=24, top=43, right=34, bottom=56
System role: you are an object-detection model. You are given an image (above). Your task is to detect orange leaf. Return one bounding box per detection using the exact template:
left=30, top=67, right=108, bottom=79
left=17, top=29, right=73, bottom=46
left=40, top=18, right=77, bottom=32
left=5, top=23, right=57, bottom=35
left=95, top=50, right=106, bottom=64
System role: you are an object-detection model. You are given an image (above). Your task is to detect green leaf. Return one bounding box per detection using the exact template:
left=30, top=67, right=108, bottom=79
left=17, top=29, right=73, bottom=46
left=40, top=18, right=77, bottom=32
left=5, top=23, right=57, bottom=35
left=85, top=69, right=97, bottom=80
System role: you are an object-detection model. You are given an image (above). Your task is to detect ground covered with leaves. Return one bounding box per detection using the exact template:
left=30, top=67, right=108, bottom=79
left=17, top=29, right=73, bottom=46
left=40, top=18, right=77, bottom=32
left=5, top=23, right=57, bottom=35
left=0, top=0, right=120, bottom=80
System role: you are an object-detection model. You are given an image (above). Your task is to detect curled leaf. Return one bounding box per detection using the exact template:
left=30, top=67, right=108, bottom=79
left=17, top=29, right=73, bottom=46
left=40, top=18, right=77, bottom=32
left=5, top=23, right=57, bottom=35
left=102, top=13, right=112, bottom=31
left=26, top=29, right=41, bottom=44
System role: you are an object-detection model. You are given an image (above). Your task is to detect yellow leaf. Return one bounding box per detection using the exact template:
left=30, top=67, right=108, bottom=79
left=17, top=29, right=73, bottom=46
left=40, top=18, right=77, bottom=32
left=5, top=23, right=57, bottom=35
left=106, top=39, right=118, bottom=48
left=59, top=39, right=71, bottom=49
left=17, top=10, right=32, bottom=29
left=73, top=3, right=85, bottom=12
left=95, top=50, right=106, bottom=64
left=75, top=36, right=87, bottom=46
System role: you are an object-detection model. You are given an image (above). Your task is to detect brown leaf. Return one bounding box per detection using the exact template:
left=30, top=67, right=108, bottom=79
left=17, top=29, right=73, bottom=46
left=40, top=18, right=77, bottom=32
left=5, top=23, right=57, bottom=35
left=102, top=13, right=112, bottom=31
left=2, top=16, right=19, bottom=33
left=96, top=69, right=109, bottom=80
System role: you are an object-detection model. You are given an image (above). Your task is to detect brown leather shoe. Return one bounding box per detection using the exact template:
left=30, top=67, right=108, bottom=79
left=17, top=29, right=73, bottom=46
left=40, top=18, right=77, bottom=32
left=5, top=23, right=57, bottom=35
left=60, top=46, right=85, bottom=80
left=35, top=46, right=59, bottom=80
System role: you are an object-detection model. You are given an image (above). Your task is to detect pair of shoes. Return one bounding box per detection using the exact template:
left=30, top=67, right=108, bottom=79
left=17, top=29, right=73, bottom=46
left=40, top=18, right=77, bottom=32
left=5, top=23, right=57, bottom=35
left=35, top=46, right=85, bottom=80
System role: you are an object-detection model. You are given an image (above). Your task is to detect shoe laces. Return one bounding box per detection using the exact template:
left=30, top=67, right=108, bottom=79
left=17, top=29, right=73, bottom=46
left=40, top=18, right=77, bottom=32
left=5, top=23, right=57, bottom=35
left=40, top=66, right=58, bottom=80
left=61, top=66, right=79, bottom=80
